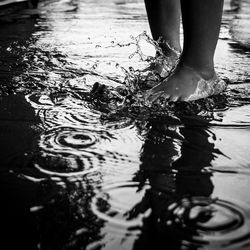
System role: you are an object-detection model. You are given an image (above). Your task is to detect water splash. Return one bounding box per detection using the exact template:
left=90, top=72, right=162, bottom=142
left=89, top=47, right=250, bottom=129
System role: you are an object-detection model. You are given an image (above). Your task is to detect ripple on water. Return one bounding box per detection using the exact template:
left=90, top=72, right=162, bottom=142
left=212, top=105, right=250, bottom=127
left=208, top=86, right=250, bottom=127
left=26, top=93, right=55, bottom=109
left=92, top=186, right=250, bottom=248
left=38, top=108, right=100, bottom=129
left=39, top=127, right=101, bottom=152
left=37, top=126, right=113, bottom=177
left=26, top=93, right=102, bottom=129
left=37, top=125, right=140, bottom=178
left=164, top=197, right=250, bottom=249
left=91, top=181, right=151, bottom=235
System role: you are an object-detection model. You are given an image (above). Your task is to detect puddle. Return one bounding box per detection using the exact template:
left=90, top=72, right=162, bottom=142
left=0, top=0, right=250, bottom=249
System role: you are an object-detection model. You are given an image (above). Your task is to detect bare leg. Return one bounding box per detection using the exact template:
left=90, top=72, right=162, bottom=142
left=146, top=0, right=227, bottom=102
left=144, top=0, right=181, bottom=77
left=145, top=0, right=181, bottom=54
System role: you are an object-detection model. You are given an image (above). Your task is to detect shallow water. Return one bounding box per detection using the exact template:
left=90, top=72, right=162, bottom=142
left=0, top=0, right=250, bottom=249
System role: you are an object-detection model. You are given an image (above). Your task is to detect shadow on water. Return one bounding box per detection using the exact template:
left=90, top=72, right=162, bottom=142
left=0, top=9, right=41, bottom=249
left=0, top=3, right=102, bottom=249
left=0, top=10, right=38, bottom=94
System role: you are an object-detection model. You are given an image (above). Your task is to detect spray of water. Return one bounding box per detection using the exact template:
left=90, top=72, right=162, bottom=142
left=88, top=32, right=236, bottom=123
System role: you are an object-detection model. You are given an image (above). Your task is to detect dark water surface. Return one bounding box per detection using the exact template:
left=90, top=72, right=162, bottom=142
left=0, top=0, right=250, bottom=249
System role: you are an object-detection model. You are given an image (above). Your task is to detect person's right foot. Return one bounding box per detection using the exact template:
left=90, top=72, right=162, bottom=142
left=145, top=64, right=227, bottom=103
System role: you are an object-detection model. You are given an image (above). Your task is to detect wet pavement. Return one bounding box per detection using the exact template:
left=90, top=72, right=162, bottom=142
left=0, top=0, right=250, bottom=249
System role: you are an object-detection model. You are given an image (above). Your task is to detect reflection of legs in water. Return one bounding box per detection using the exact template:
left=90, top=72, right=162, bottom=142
left=145, top=0, right=227, bottom=102
left=130, top=118, right=215, bottom=249
left=137, top=117, right=215, bottom=195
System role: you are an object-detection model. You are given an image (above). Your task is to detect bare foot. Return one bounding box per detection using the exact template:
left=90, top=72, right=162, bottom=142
left=145, top=64, right=227, bottom=103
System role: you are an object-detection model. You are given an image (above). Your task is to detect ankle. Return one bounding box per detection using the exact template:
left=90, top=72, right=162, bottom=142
left=197, top=68, right=216, bottom=80
left=178, top=61, right=215, bottom=80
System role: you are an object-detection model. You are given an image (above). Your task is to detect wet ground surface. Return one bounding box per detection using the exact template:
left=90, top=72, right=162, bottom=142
left=0, top=0, right=250, bottom=249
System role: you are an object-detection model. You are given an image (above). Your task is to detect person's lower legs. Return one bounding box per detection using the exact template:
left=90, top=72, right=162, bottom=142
left=180, top=0, right=224, bottom=79
left=146, top=0, right=226, bottom=102
left=144, top=0, right=181, bottom=55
